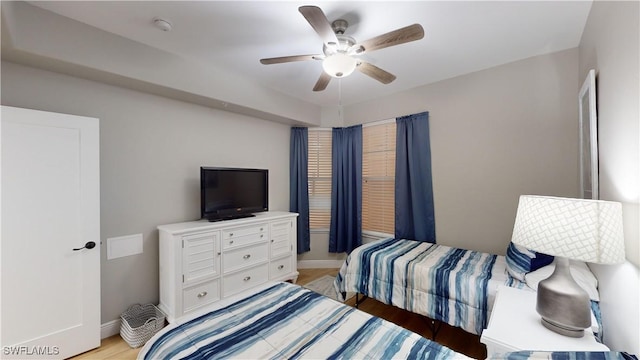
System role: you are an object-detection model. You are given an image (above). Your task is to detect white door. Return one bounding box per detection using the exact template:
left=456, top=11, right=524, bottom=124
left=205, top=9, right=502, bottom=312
left=1, top=106, right=100, bottom=359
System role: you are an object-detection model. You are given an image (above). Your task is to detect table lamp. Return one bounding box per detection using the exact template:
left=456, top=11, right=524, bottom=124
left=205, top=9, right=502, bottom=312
left=511, top=195, right=625, bottom=337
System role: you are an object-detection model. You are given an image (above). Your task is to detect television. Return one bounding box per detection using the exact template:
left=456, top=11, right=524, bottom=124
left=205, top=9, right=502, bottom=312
left=200, top=167, right=268, bottom=221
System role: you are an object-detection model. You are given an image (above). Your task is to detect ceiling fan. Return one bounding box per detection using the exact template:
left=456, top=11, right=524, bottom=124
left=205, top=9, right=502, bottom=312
left=260, top=5, right=424, bottom=92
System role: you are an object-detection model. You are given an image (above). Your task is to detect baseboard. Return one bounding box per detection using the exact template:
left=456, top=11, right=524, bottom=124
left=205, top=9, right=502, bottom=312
left=297, top=260, right=344, bottom=269
left=101, top=319, right=121, bottom=339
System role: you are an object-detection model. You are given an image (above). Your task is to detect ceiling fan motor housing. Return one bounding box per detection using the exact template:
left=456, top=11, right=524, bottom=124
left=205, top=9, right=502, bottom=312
left=332, top=19, right=348, bottom=34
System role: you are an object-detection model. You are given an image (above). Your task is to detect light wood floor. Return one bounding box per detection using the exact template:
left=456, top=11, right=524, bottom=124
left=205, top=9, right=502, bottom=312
left=73, top=268, right=486, bottom=359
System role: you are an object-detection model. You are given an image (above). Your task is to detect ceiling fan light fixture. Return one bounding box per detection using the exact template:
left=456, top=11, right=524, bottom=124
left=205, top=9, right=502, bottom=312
left=322, top=53, right=357, bottom=78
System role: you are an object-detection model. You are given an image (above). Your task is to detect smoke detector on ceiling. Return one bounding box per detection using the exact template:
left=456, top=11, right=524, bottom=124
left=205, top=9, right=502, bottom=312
left=153, top=17, right=172, bottom=32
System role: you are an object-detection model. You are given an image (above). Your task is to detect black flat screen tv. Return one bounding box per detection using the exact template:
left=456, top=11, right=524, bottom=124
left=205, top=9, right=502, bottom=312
left=200, top=167, right=268, bottom=221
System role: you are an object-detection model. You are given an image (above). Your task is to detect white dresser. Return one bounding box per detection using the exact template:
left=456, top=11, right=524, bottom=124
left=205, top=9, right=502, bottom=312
left=158, top=211, right=298, bottom=323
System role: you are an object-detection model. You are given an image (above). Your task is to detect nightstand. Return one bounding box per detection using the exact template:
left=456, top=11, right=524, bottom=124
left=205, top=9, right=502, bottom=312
left=481, top=285, right=609, bottom=355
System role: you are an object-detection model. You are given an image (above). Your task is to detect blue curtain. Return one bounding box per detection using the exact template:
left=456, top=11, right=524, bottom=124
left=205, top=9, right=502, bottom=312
left=329, top=125, right=362, bottom=253
left=395, top=112, right=436, bottom=243
left=290, top=127, right=310, bottom=253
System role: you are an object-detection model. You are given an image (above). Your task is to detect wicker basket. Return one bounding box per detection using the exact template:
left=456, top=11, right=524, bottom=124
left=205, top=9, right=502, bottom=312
left=120, top=304, right=165, bottom=348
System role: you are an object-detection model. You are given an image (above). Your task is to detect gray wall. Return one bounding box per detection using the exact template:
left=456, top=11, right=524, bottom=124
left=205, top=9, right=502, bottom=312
left=1, top=61, right=291, bottom=324
left=579, top=0, right=639, bottom=267
left=315, top=48, right=579, bottom=257
left=578, top=0, right=639, bottom=353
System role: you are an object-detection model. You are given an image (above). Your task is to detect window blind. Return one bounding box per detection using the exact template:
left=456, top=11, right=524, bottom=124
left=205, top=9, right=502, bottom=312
left=363, top=121, right=396, bottom=234
left=308, top=129, right=332, bottom=229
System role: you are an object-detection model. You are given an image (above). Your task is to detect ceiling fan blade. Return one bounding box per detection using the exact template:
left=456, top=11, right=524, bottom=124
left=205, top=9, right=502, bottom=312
left=356, top=62, right=396, bottom=84
left=299, top=6, right=339, bottom=46
left=356, top=24, right=424, bottom=54
left=313, top=72, right=331, bottom=92
left=260, top=55, right=323, bottom=65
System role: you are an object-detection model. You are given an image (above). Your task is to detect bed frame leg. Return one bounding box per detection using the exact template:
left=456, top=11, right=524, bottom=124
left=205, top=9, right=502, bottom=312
left=354, top=293, right=368, bottom=308
left=426, top=318, right=442, bottom=340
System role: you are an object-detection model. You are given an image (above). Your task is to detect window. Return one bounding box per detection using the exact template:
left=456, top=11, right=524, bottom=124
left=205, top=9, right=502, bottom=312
left=308, top=123, right=395, bottom=234
left=308, top=129, right=332, bottom=230
left=362, top=121, right=396, bottom=235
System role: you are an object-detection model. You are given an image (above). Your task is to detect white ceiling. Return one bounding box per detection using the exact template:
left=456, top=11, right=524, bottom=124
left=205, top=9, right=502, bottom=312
left=23, top=1, right=592, bottom=108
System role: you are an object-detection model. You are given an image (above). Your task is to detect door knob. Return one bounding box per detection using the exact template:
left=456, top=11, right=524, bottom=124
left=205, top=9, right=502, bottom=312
left=73, top=241, right=96, bottom=251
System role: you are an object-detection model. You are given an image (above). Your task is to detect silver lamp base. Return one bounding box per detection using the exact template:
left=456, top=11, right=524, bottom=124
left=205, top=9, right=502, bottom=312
left=535, top=257, right=591, bottom=338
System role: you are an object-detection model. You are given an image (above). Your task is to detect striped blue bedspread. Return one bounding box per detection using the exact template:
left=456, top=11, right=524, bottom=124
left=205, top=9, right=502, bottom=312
left=490, top=351, right=637, bottom=359
left=138, top=282, right=471, bottom=360
left=334, top=238, right=526, bottom=335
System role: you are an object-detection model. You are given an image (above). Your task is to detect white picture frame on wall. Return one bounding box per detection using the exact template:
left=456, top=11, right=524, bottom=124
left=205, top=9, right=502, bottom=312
left=579, top=69, right=598, bottom=200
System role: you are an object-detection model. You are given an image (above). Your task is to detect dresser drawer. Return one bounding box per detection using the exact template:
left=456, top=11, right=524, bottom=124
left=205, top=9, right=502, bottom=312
left=222, top=224, right=268, bottom=250
left=269, top=256, right=292, bottom=279
left=183, top=279, right=220, bottom=313
left=223, top=243, right=268, bottom=273
left=223, top=264, right=269, bottom=297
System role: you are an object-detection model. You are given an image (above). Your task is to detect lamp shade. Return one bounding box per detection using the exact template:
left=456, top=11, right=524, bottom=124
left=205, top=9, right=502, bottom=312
left=322, top=53, right=357, bottom=78
left=511, top=195, right=625, bottom=264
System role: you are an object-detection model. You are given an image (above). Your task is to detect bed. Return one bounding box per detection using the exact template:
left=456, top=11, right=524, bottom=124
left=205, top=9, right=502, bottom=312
left=136, top=279, right=624, bottom=360
left=333, top=238, right=550, bottom=336
left=138, top=281, right=472, bottom=360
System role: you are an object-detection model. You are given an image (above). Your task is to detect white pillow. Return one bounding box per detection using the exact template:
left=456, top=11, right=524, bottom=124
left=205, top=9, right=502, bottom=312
left=524, top=260, right=599, bottom=301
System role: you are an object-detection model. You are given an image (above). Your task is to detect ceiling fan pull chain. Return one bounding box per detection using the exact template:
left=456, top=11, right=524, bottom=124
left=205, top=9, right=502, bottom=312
left=338, top=78, right=342, bottom=123
left=339, top=78, right=342, bottom=107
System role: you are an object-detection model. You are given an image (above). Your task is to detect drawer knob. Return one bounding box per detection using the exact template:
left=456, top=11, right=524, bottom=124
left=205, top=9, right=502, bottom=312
left=278, top=265, right=284, bottom=270
left=243, top=276, right=251, bottom=282
left=260, top=228, right=264, bottom=231
left=197, top=291, right=208, bottom=298
left=229, top=240, right=234, bottom=245
left=243, top=254, right=251, bottom=260
left=229, top=233, right=234, bottom=237
left=271, top=239, right=274, bottom=243
left=260, top=234, right=264, bottom=238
